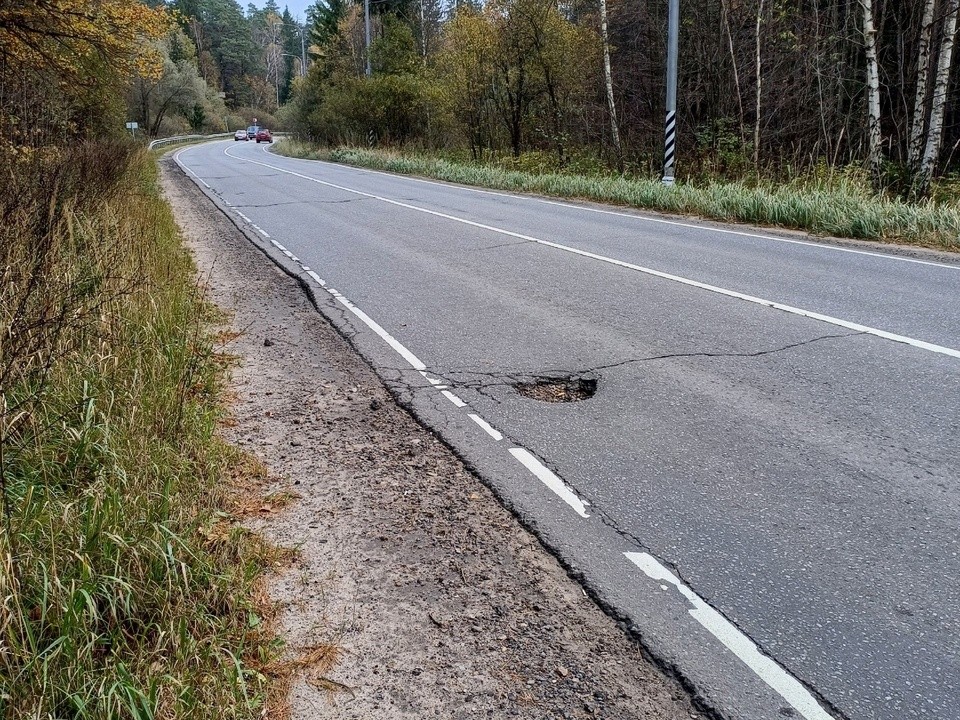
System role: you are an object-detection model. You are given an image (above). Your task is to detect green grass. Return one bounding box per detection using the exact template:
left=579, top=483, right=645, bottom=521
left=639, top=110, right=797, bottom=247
left=275, top=141, right=960, bottom=250
left=1, top=143, right=275, bottom=719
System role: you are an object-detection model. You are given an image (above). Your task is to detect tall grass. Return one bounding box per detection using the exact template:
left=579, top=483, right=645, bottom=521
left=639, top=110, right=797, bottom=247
left=278, top=142, right=960, bottom=250
left=0, top=143, right=272, bottom=718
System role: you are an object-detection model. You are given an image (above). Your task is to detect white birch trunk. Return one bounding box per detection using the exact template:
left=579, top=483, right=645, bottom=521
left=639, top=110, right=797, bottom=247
left=908, top=0, right=938, bottom=170
left=753, top=0, right=764, bottom=165
left=599, top=0, right=623, bottom=170
left=919, top=0, right=960, bottom=192
left=860, top=0, right=883, bottom=184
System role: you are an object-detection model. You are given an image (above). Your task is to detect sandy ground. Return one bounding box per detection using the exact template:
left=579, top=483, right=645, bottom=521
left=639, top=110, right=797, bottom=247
left=160, top=156, right=703, bottom=720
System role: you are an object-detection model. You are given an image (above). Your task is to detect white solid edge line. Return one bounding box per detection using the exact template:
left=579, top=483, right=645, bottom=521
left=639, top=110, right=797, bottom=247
left=268, top=145, right=960, bottom=272
left=221, top=147, right=960, bottom=361
left=509, top=448, right=590, bottom=519
left=468, top=413, right=503, bottom=441
left=625, top=553, right=834, bottom=720
left=306, top=270, right=325, bottom=286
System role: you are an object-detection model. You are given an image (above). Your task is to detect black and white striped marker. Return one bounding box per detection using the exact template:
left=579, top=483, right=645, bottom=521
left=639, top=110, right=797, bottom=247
left=662, top=110, right=677, bottom=185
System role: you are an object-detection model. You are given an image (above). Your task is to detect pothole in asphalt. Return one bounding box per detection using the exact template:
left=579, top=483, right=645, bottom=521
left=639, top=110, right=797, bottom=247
left=514, top=375, right=597, bottom=403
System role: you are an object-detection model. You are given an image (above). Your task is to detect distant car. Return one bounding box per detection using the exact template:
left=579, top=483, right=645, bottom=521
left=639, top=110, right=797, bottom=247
left=234, top=129, right=248, bottom=141
left=246, top=125, right=260, bottom=139
left=255, top=129, right=273, bottom=144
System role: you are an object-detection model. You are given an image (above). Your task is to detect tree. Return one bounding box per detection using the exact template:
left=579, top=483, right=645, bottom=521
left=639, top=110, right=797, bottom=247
left=861, top=0, right=883, bottom=186
left=129, top=29, right=223, bottom=135
left=0, top=0, right=170, bottom=81
left=438, top=9, right=498, bottom=157
left=917, top=0, right=960, bottom=194
left=309, top=0, right=349, bottom=50
left=0, top=0, right=170, bottom=141
left=599, top=0, right=623, bottom=170
left=908, top=0, right=937, bottom=175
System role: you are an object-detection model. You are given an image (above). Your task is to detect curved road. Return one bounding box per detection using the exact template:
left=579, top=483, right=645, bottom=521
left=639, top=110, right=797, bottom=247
left=174, top=140, right=960, bottom=720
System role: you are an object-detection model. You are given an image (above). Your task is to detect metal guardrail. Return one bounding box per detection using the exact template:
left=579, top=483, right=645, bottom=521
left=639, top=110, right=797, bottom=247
left=148, top=132, right=233, bottom=150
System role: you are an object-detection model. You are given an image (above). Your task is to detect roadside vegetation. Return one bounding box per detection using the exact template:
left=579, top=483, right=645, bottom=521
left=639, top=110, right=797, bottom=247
left=1, top=1, right=282, bottom=717
left=270, top=0, right=960, bottom=250
left=0, top=141, right=277, bottom=719
left=276, top=142, right=960, bottom=250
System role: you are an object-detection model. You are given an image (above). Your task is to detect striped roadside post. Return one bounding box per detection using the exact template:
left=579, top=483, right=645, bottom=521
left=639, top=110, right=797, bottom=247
left=663, top=110, right=677, bottom=183
left=662, top=0, right=680, bottom=185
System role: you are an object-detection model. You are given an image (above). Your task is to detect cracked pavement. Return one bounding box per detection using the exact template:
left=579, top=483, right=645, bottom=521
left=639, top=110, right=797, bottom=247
left=171, top=141, right=960, bottom=720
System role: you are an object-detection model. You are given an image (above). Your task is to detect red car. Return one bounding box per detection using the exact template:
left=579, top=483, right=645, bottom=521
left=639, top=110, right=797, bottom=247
left=255, top=129, right=273, bottom=144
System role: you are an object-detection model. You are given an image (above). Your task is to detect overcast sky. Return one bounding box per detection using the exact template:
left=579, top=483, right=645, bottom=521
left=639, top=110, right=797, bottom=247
left=250, top=0, right=313, bottom=22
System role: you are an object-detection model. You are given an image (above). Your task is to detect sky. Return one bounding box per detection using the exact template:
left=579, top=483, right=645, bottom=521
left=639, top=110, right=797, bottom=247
left=250, top=0, right=313, bottom=22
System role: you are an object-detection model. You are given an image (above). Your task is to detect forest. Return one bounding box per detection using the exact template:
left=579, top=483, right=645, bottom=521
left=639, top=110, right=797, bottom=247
left=284, top=0, right=960, bottom=197
left=1, top=0, right=959, bottom=198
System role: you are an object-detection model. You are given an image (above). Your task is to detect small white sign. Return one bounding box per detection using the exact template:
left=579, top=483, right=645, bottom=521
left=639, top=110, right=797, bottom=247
left=125, top=122, right=139, bottom=129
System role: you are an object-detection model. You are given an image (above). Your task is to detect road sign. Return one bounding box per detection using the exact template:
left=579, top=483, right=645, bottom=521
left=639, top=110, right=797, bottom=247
left=125, top=122, right=138, bottom=129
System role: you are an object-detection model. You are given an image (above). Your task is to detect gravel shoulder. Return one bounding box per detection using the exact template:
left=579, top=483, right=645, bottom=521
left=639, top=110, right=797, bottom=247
left=160, top=156, right=703, bottom=720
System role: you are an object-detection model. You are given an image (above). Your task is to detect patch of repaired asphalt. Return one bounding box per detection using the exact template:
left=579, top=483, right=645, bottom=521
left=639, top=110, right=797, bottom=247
left=160, top=157, right=703, bottom=720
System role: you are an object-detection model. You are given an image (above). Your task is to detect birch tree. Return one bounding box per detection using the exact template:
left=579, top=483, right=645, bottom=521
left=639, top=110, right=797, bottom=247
left=917, top=0, right=960, bottom=194
left=908, top=0, right=937, bottom=173
left=753, top=0, right=764, bottom=165
left=599, top=0, right=623, bottom=170
left=860, top=0, right=883, bottom=185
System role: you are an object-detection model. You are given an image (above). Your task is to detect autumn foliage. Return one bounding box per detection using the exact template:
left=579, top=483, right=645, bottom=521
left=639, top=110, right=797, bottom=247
left=0, top=0, right=171, bottom=142
left=0, top=0, right=170, bottom=76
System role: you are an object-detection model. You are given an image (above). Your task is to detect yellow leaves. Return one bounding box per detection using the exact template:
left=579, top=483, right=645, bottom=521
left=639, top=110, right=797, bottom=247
left=0, top=0, right=173, bottom=80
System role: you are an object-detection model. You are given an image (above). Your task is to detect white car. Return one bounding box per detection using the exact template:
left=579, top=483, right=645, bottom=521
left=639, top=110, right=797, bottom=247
left=234, top=130, right=249, bottom=141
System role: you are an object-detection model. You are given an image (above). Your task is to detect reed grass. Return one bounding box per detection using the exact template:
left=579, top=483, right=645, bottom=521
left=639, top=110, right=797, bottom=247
left=0, top=143, right=273, bottom=719
left=276, top=141, right=960, bottom=250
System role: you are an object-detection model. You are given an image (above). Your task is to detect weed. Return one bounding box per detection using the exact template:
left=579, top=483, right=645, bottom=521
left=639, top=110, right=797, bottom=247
left=0, top=145, right=276, bottom=719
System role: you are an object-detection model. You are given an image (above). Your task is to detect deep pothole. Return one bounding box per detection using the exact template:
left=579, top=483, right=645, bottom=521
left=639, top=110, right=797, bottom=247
left=514, top=375, right=598, bottom=403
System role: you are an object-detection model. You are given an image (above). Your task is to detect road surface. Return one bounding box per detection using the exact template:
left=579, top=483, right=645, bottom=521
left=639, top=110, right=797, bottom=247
left=174, top=140, right=960, bottom=720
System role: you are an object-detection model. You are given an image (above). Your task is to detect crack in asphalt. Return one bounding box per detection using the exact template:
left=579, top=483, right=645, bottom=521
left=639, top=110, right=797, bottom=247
left=314, top=197, right=374, bottom=205
left=232, top=200, right=306, bottom=208
left=369, top=332, right=864, bottom=408
left=425, top=331, right=865, bottom=394
left=347, top=348, right=851, bottom=720
left=472, top=239, right=536, bottom=251
left=583, top=497, right=851, bottom=720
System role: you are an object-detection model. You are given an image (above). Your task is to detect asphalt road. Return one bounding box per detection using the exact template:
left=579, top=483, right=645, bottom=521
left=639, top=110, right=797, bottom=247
left=175, top=140, right=960, bottom=720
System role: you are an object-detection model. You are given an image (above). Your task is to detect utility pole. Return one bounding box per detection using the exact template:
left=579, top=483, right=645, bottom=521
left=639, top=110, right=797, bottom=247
left=300, top=24, right=307, bottom=77
left=365, top=0, right=372, bottom=76
left=662, top=0, right=679, bottom=185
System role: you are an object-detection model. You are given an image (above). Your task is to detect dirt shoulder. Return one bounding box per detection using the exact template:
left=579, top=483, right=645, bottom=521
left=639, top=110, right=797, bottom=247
left=160, top=156, right=703, bottom=720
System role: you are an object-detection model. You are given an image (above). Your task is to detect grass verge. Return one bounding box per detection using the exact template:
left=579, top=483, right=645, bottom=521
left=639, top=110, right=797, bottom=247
left=0, top=142, right=277, bottom=719
left=275, top=141, right=960, bottom=251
